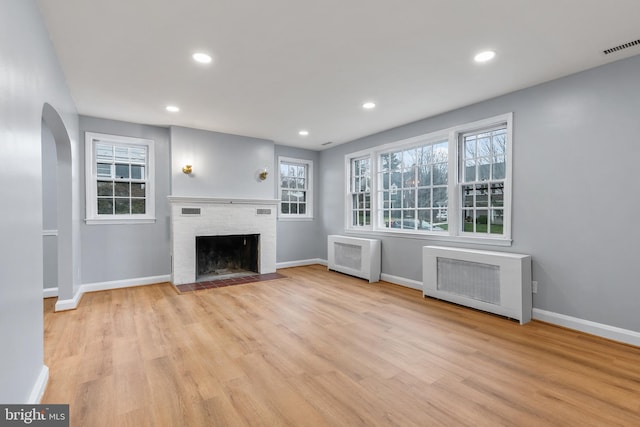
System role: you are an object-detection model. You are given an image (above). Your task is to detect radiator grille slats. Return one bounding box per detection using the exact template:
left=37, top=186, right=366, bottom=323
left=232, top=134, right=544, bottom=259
left=437, top=257, right=500, bottom=304
left=334, top=243, right=362, bottom=271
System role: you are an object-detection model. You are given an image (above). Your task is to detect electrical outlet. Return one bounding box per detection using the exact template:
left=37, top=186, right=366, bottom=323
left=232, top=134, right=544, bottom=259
left=532, top=281, right=538, bottom=294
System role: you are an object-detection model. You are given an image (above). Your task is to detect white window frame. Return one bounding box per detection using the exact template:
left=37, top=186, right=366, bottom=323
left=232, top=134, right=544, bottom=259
left=85, top=132, right=156, bottom=225
left=346, top=154, right=372, bottom=230
left=278, top=156, right=313, bottom=220
left=345, top=113, right=513, bottom=246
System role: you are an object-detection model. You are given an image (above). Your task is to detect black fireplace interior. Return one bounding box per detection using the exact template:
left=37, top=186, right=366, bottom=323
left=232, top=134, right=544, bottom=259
left=196, top=234, right=259, bottom=281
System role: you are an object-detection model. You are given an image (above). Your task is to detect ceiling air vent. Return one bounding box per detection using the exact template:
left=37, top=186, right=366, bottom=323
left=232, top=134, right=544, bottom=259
left=603, top=39, right=640, bottom=55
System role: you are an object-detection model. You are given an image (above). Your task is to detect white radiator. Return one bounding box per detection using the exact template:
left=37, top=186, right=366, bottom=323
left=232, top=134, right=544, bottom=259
left=423, top=245, right=532, bottom=324
left=328, top=235, right=381, bottom=283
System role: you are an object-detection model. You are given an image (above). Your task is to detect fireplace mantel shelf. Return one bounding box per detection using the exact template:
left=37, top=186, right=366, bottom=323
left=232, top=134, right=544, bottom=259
left=168, top=196, right=279, bottom=205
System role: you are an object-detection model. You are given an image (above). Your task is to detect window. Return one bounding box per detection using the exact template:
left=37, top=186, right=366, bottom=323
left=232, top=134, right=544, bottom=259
left=460, top=126, right=507, bottom=235
left=349, top=157, right=371, bottom=227
left=377, top=140, right=448, bottom=232
left=85, top=132, right=155, bottom=224
left=346, top=113, right=512, bottom=244
left=278, top=157, right=313, bottom=219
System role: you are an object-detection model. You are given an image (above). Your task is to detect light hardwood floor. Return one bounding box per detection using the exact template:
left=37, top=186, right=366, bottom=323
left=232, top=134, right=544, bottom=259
left=43, top=265, right=640, bottom=426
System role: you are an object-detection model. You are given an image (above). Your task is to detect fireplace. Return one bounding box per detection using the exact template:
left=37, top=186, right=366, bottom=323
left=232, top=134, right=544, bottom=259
left=196, top=234, right=259, bottom=280
left=168, top=196, right=277, bottom=285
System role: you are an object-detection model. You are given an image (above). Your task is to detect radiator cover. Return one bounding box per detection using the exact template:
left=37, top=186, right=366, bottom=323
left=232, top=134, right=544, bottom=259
left=328, top=235, right=381, bottom=283
left=423, top=245, right=532, bottom=324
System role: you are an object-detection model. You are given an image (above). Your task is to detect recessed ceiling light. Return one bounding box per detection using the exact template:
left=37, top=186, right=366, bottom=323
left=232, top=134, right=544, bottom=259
left=474, top=50, right=496, bottom=63
left=166, top=105, right=180, bottom=113
left=362, top=102, right=376, bottom=109
left=299, top=130, right=309, bottom=136
left=192, top=52, right=212, bottom=64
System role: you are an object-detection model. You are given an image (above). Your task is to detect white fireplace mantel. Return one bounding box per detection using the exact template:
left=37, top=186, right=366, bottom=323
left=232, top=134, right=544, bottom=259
left=168, top=196, right=278, bottom=285
left=168, top=196, right=279, bottom=205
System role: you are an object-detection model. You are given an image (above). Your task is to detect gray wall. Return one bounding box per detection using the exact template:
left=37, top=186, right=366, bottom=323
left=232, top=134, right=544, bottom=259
left=42, top=122, right=58, bottom=288
left=0, top=0, right=79, bottom=402
left=320, top=54, right=640, bottom=332
left=79, top=116, right=171, bottom=283
left=170, top=126, right=275, bottom=199
left=274, top=145, right=323, bottom=264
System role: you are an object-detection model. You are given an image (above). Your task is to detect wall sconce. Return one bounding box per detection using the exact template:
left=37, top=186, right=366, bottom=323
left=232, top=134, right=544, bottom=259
left=182, top=164, right=193, bottom=174
left=258, top=168, right=268, bottom=181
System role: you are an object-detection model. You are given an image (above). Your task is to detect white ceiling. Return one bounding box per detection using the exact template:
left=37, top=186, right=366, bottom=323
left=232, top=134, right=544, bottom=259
left=37, top=0, right=640, bottom=150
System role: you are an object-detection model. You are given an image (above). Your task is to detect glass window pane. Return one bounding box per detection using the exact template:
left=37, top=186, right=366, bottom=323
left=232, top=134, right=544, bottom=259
left=465, top=139, right=476, bottom=159
left=490, top=209, right=504, bottom=234
left=418, top=165, right=431, bottom=186
left=478, top=157, right=491, bottom=181
left=290, top=204, right=298, bottom=214
left=417, top=188, right=431, bottom=208
left=403, top=148, right=417, bottom=168
left=97, top=163, right=112, bottom=178
left=96, top=144, right=113, bottom=161
left=297, top=165, right=306, bottom=178
left=432, top=187, right=447, bottom=208
left=131, top=165, right=144, bottom=180
left=463, top=185, right=475, bottom=208
left=131, top=183, right=145, bottom=198
left=417, top=145, right=432, bottom=165
left=281, top=190, right=290, bottom=202
left=130, top=147, right=146, bottom=163
left=391, top=171, right=402, bottom=189
left=114, top=182, right=130, bottom=197
left=490, top=184, right=504, bottom=207
left=477, top=136, right=491, bottom=156
left=131, top=199, right=146, bottom=214
left=296, top=178, right=305, bottom=189
left=382, top=172, right=390, bottom=190
left=475, top=209, right=489, bottom=233
left=97, top=198, right=113, bottom=215
left=299, top=203, right=306, bottom=215
left=115, top=146, right=129, bottom=162
left=464, top=160, right=476, bottom=182
left=281, top=203, right=289, bottom=214
left=433, top=141, right=448, bottom=162
left=402, top=189, right=415, bottom=208
left=493, top=131, right=506, bottom=155
left=115, top=164, right=129, bottom=179
left=97, top=181, right=113, bottom=196
left=476, top=184, right=489, bottom=207
left=433, top=162, right=447, bottom=185
left=115, top=198, right=130, bottom=215
left=280, top=164, right=288, bottom=177
left=493, top=155, right=505, bottom=180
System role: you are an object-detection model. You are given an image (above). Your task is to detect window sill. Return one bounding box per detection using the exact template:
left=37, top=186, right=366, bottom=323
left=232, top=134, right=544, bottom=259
left=85, top=217, right=156, bottom=225
left=278, top=216, right=315, bottom=222
left=344, top=228, right=512, bottom=247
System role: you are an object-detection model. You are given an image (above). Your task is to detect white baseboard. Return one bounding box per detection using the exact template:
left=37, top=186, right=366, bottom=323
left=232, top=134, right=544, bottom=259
left=54, top=288, right=83, bottom=311
left=380, top=273, right=423, bottom=290
left=43, top=287, right=58, bottom=298
left=277, top=258, right=327, bottom=269
left=55, top=274, right=171, bottom=312
left=533, top=308, right=640, bottom=347
left=27, top=365, right=49, bottom=404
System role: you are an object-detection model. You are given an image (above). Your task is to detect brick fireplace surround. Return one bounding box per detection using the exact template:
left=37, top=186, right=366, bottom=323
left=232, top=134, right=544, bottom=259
left=168, top=196, right=278, bottom=285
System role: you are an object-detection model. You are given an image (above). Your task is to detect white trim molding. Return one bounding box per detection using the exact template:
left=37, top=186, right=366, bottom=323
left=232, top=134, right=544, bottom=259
left=55, top=274, right=171, bottom=311
left=28, top=365, right=49, bottom=404
left=533, top=308, right=640, bottom=347
left=277, top=258, right=327, bottom=269
left=43, top=287, right=58, bottom=298
left=380, top=273, right=423, bottom=290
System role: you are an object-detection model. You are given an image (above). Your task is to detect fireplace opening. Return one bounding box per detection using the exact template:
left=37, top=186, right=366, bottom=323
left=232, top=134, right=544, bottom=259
left=196, top=234, right=259, bottom=281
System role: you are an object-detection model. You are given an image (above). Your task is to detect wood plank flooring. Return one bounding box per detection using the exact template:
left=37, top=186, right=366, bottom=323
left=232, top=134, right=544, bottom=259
left=42, top=265, right=640, bottom=426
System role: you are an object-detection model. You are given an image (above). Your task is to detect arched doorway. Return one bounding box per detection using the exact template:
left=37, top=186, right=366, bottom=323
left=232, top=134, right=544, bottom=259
left=41, top=103, right=73, bottom=302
